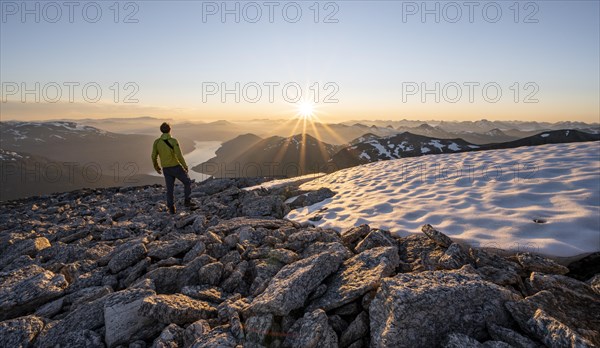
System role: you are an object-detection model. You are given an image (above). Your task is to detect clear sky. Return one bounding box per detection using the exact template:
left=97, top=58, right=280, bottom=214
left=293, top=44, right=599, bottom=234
left=1, top=0, right=599, bottom=123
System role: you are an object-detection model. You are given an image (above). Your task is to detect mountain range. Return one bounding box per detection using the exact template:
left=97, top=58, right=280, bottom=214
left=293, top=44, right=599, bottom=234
left=192, top=129, right=599, bottom=177
left=1, top=119, right=599, bottom=200
left=330, top=129, right=600, bottom=169
left=194, top=133, right=341, bottom=178
left=0, top=147, right=163, bottom=201
left=31, top=117, right=600, bottom=145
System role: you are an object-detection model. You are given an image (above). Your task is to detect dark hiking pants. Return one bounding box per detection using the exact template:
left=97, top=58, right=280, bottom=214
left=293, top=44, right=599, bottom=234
left=163, top=165, right=191, bottom=208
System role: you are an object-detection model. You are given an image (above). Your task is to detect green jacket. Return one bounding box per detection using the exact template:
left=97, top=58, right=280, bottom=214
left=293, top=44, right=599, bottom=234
left=151, top=133, right=188, bottom=171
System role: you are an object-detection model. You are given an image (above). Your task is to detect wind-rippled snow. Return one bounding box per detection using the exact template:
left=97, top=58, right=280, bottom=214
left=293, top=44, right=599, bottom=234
left=286, top=142, right=600, bottom=258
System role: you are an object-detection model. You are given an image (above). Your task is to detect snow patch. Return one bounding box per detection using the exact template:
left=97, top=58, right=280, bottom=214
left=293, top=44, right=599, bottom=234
left=286, top=142, right=600, bottom=257
left=428, top=139, right=445, bottom=151
left=448, top=142, right=460, bottom=151
left=368, top=141, right=392, bottom=159
left=359, top=152, right=371, bottom=160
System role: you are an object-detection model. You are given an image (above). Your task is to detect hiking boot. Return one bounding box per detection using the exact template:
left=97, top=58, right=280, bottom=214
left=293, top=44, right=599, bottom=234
left=168, top=205, right=176, bottom=214
left=184, top=199, right=197, bottom=208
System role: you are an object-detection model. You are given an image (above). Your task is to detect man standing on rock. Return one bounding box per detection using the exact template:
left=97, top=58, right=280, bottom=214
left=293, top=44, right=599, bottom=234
left=151, top=122, right=196, bottom=214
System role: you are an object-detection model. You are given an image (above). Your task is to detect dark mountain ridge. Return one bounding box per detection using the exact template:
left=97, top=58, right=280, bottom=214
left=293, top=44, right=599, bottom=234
left=330, top=129, right=600, bottom=169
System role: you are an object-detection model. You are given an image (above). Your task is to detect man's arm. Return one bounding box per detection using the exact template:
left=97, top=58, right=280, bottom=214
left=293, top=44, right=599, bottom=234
left=173, top=139, right=188, bottom=171
left=151, top=140, right=161, bottom=173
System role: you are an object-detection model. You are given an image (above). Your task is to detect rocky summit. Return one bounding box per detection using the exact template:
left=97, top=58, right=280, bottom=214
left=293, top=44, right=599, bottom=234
left=0, top=178, right=598, bottom=348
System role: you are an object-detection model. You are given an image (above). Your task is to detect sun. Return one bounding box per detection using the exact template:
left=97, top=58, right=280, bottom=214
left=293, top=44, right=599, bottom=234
left=296, top=101, right=315, bottom=119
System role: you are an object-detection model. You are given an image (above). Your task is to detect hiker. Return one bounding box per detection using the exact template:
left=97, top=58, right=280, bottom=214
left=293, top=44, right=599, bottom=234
left=151, top=122, right=196, bottom=214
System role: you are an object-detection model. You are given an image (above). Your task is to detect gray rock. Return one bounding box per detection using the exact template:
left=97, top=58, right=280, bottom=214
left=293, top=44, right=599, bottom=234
left=101, top=228, right=131, bottom=241
left=192, top=215, right=207, bottom=234
left=304, top=187, right=336, bottom=203
left=249, top=251, right=345, bottom=316
left=333, top=301, right=361, bottom=316
left=267, top=249, right=299, bottom=264
left=354, top=229, right=396, bottom=254
left=147, top=257, right=181, bottom=272
left=421, top=224, right=453, bottom=248
left=197, top=262, right=223, bottom=286
left=516, top=252, right=569, bottom=275
left=487, top=323, right=539, bottom=348
left=129, top=340, right=147, bottom=348
left=60, top=329, right=104, bottom=348
left=285, top=228, right=342, bottom=251
left=183, top=319, right=211, bottom=348
left=299, top=241, right=352, bottom=260
left=190, top=326, right=237, bottom=348
left=248, top=258, right=285, bottom=297
left=476, top=266, right=521, bottom=287
left=526, top=272, right=598, bottom=298
left=182, top=285, right=229, bottom=303
left=396, top=234, right=446, bottom=272
left=109, top=243, right=147, bottom=273
left=471, top=249, right=524, bottom=287
left=482, top=341, right=514, bottom=348
left=152, top=323, right=184, bottom=348
left=1, top=255, right=37, bottom=273
left=339, top=311, right=369, bottom=348
left=438, top=243, right=472, bottom=270
left=139, top=294, right=217, bottom=325
left=177, top=255, right=216, bottom=290
left=0, top=315, right=45, bottom=348
left=244, top=314, right=274, bottom=345
left=147, top=237, right=196, bottom=260
left=308, top=283, right=327, bottom=301
left=221, top=260, right=248, bottom=293
left=0, top=237, right=51, bottom=270
left=328, top=315, right=348, bottom=335
left=369, top=266, right=520, bottom=348
left=228, top=312, right=244, bottom=341
left=137, top=266, right=182, bottom=294
left=66, top=285, right=113, bottom=310
left=183, top=241, right=206, bottom=264
left=35, top=295, right=108, bottom=347
left=507, top=306, right=595, bottom=348
left=34, top=297, right=64, bottom=318
left=68, top=267, right=110, bottom=294
left=340, top=224, right=371, bottom=249
left=236, top=226, right=261, bottom=245
left=122, top=257, right=151, bottom=288
left=470, top=249, right=521, bottom=272
left=282, top=309, right=338, bottom=348
left=176, top=214, right=198, bottom=229
left=347, top=339, right=366, bottom=348
left=222, top=234, right=239, bottom=248
left=205, top=243, right=230, bottom=260
left=210, top=217, right=295, bottom=235
left=241, top=194, right=288, bottom=218
left=201, top=231, right=223, bottom=245
left=506, top=288, right=600, bottom=347
left=589, top=274, right=600, bottom=295
left=104, top=288, right=160, bottom=348
left=220, top=251, right=242, bottom=270
left=443, top=333, right=483, bottom=347
left=310, top=247, right=399, bottom=311
left=139, top=255, right=214, bottom=294
left=361, top=291, right=376, bottom=310
left=0, top=265, right=68, bottom=321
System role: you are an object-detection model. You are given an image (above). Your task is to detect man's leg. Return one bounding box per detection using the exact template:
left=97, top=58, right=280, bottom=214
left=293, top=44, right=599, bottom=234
left=173, top=166, right=193, bottom=204
left=163, top=167, right=176, bottom=212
